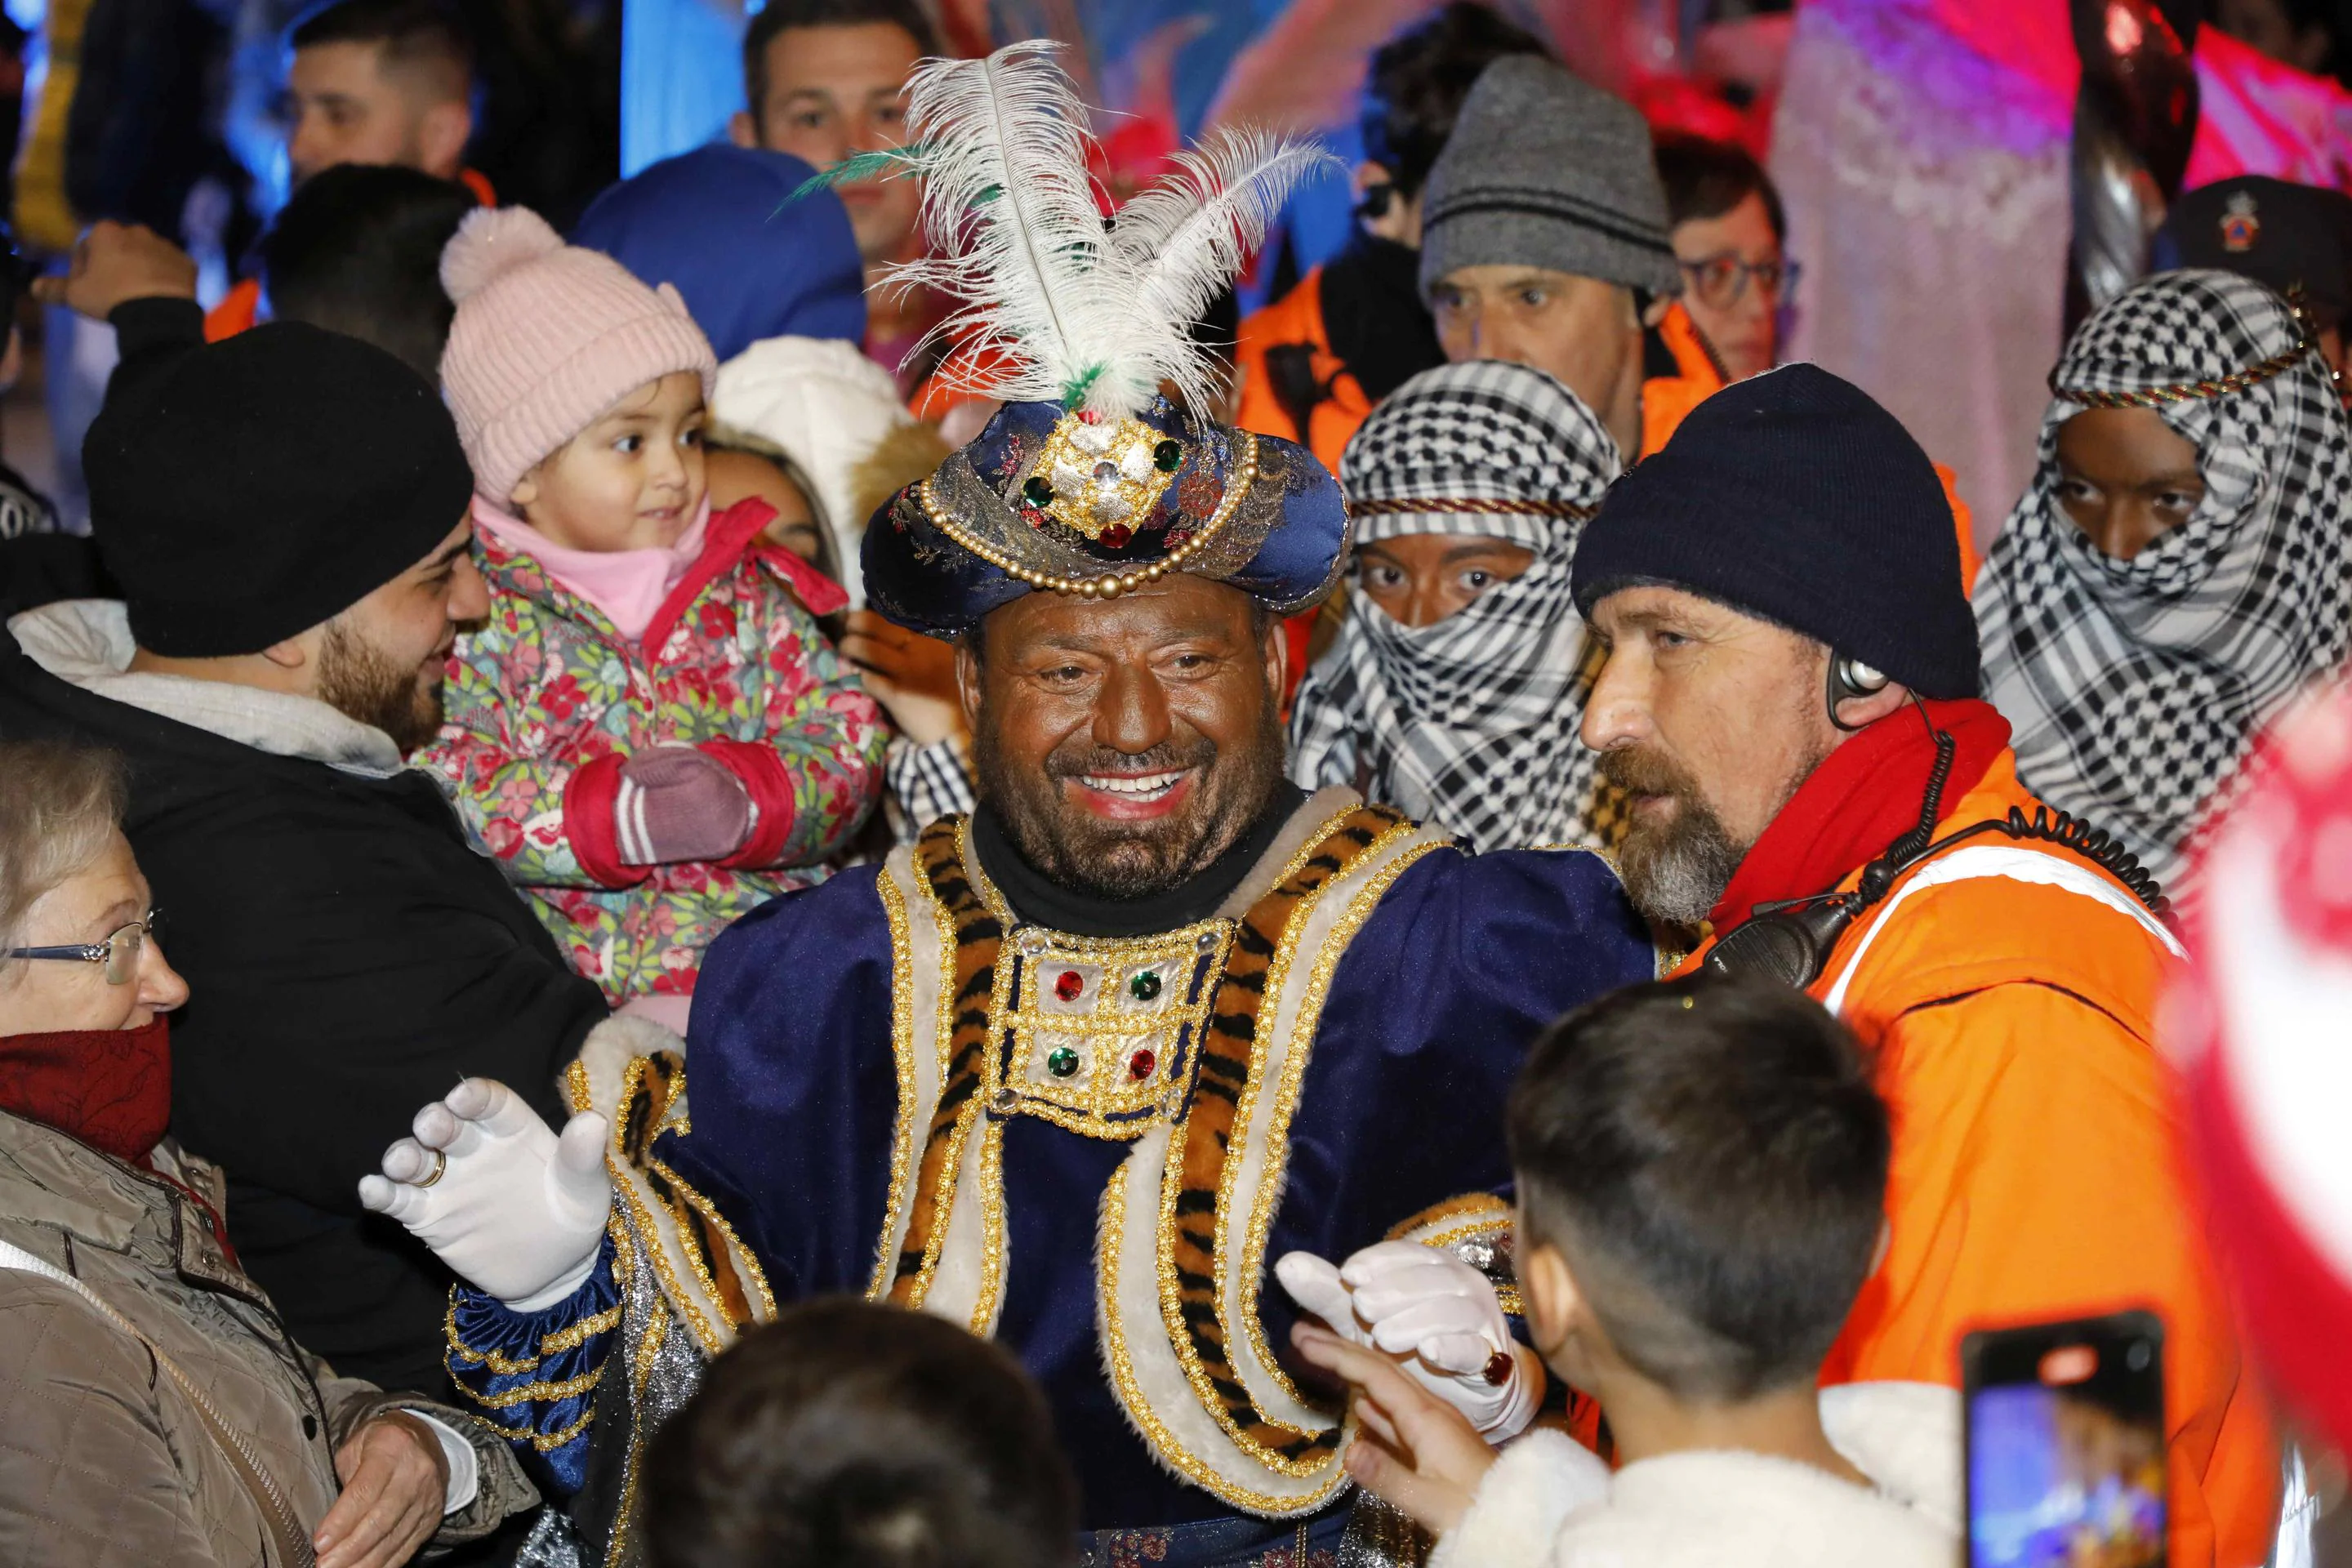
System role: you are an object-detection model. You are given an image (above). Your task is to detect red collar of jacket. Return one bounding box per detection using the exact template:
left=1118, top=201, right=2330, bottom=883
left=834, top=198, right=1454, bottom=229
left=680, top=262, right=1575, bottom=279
left=1708, top=698, right=2013, bottom=932
left=475, top=497, right=849, bottom=649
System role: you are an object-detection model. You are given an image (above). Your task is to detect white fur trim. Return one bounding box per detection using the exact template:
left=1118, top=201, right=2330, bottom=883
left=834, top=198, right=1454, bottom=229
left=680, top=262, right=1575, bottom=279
left=1094, top=1121, right=1352, bottom=1514
left=1430, top=1430, right=1605, bottom=1568
left=1218, top=818, right=1452, bottom=1431
left=1089, top=813, right=1450, bottom=1515
left=567, top=1013, right=777, bottom=1356
left=1820, top=1382, right=1963, bottom=1535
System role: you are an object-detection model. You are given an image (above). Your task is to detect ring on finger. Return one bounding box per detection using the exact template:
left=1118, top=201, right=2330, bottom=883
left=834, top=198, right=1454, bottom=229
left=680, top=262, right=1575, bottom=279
left=415, top=1147, right=448, bottom=1188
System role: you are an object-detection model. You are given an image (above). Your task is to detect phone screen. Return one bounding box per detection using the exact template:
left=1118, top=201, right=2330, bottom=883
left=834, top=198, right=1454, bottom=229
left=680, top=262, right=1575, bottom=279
left=1963, top=1312, right=2165, bottom=1568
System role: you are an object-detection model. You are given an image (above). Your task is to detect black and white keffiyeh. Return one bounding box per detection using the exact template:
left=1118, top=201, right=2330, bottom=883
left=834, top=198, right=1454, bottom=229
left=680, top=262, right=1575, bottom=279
left=1976, top=269, right=2352, bottom=889
left=1289, top=359, right=1624, bottom=851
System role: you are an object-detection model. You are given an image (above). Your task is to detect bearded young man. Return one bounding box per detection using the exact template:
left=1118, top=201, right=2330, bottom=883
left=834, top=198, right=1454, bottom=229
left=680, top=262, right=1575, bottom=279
left=354, top=46, right=1652, bottom=1568
left=0, top=323, right=609, bottom=1397
left=1552, top=366, right=2271, bottom=1566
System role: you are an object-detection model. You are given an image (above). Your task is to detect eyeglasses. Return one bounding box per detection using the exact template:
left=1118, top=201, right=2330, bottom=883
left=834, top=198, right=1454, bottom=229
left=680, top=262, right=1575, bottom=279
left=8, top=908, right=167, bottom=986
left=1677, top=252, right=1801, bottom=311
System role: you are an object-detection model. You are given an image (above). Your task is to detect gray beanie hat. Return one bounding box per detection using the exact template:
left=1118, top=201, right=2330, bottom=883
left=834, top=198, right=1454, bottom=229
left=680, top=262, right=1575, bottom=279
left=1418, top=56, right=1682, bottom=301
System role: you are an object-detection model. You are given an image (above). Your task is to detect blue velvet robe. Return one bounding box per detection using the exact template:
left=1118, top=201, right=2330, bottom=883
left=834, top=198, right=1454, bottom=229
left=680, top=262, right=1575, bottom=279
left=452, top=835, right=1651, bottom=1534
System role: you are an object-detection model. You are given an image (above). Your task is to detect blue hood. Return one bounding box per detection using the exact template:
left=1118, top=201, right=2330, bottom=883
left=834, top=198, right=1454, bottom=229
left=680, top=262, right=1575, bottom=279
left=571, top=145, right=867, bottom=363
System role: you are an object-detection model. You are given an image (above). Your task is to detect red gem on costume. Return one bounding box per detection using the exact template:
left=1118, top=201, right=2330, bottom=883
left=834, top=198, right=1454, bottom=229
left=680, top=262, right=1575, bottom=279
left=1055, top=969, right=1085, bottom=1002
left=1022, top=506, right=1047, bottom=528
left=1482, top=1350, right=1514, bottom=1387
left=1079, top=409, right=1102, bottom=425
left=1128, top=1048, right=1156, bottom=1080
left=1100, top=523, right=1133, bottom=548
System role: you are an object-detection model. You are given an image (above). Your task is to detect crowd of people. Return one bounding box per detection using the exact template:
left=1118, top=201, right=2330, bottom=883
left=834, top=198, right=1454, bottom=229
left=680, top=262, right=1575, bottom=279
left=0, top=2, right=2350, bottom=1567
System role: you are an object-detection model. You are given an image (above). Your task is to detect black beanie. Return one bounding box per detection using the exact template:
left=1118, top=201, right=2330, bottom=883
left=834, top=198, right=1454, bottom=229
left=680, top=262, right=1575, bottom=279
left=1569, top=363, right=1980, bottom=699
left=87, top=321, right=476, bottom=657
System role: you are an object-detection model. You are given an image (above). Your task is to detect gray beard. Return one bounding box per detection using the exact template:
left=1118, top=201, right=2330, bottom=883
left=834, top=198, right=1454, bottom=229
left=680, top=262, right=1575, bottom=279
left=1618, top=804, right=1746, bottom=930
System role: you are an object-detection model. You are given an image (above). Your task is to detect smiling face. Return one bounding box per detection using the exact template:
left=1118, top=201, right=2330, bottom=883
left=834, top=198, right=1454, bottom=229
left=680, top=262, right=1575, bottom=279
left=511, top=372, right=709, bottom=554
left=1354, top=532, right=1536, bottom=627
left=0, top=833, right=187, bottom=1035
left=313, top=513, right=487, bottom=752
left=2051, top=406, right=2207, bottom=562
left=960, top=574, right=1289, bottom=902
left=1580, top=586, right=1847, bottom=927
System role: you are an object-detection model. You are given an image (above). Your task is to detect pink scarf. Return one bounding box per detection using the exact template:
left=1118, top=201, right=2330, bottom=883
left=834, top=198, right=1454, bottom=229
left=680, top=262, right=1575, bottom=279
left=472, top=496, right=713, bottom=642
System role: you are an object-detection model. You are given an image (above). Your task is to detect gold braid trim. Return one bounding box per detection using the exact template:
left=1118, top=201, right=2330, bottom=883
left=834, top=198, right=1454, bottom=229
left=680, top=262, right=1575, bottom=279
left=915, top=432, right=1258, bottom=600
left=443, top=1300, right=622, bottom=1376
left=866, top=866, right=924, bottom=1299
left=1388, top=1192, right=1524, bottom=1317
left=462, top=1365, right=603, bottom=1409
left=1385, top=1192, right=1513, bottom=1244
left=889, top=816, right=1002, bottom=1306
left=2051, top=336, right=2313, bottom=408
left=475, top=1404, right=599, bottom=1454
left=1160, top=804, right=1408, bottom=1474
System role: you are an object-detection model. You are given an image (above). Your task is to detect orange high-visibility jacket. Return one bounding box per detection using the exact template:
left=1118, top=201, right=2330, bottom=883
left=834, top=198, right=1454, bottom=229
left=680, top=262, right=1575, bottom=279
left=1233, top=265, right=1372, bottom=475
left=1680, top=751, right=2277, bottom=1568
left=1236, top=276, right=1728, bottom=470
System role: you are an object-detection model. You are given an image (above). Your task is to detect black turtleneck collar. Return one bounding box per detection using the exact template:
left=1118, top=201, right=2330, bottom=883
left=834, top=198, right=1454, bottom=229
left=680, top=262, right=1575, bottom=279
left=969, top=781, right=1309, bottom=938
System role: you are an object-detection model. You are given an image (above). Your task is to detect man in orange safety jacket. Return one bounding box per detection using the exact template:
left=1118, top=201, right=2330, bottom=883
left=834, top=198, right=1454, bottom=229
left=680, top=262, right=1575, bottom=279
left=1561, top=363, right=2276, bottom=1568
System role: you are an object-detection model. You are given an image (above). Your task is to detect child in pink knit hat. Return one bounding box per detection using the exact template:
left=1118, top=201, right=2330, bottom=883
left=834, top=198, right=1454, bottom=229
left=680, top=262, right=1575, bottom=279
left=421, top=205, right=886, bottom=1022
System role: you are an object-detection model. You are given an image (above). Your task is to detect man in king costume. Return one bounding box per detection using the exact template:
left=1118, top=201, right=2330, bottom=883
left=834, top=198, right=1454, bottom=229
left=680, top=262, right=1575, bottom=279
left=358, top=44, right=1655, bottom=1567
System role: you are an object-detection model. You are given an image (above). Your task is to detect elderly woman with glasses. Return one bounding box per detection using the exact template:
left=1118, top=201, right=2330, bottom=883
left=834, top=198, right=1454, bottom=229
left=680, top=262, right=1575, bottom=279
left=0, top=739, right=536, bottom=1568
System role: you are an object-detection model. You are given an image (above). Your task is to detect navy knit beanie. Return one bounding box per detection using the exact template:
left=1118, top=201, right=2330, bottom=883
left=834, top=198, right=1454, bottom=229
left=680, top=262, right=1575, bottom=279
left=1569, top=363, right=1980, bottom=699
left=89, top=321, right=474, bottom=659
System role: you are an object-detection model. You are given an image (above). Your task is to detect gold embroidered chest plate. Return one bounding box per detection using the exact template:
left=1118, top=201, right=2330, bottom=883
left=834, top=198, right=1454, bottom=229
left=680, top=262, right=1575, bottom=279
left=987, top=915, right=1235, bottom=1138
left=968, top=831, right=1235, bottom=1140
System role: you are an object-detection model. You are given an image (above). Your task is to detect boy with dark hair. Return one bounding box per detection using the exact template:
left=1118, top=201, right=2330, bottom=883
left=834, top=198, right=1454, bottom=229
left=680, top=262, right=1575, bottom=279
left=261, top=161, right=475, bottom=379
left=1288, top=973, right=1962, bottom=1567
left=643, top=1299, right=1078, bottom=1568
left=727, top=0, right=937, bottom=388
left=284, top=0, right=477, bottom=188
left=1655, top=131, right=1789, bottom=383
left=1233, top=2, right=1548, bottom=472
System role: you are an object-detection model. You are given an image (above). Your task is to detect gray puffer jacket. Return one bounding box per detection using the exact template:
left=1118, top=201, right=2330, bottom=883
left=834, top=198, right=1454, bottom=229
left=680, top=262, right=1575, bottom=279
left=0, top=1107, right=537, bottom=1566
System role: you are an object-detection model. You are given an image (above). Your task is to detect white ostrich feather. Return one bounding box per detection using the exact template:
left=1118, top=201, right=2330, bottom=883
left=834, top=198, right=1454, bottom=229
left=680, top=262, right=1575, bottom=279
left=887, top=42, right=1154, bottom=416
left=1111, top=125, right=1340, bottom=376
left=884, top=42, right=1329, bottom=422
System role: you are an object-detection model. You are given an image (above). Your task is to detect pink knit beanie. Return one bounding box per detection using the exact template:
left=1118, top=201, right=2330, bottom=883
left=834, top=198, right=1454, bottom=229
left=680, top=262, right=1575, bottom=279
left=439, top=206, right=719, bottom=504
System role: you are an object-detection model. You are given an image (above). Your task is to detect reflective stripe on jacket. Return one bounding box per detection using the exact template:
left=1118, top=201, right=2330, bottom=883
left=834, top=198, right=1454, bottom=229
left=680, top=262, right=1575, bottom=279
left=1681, top=751, right=2277, bottom=1568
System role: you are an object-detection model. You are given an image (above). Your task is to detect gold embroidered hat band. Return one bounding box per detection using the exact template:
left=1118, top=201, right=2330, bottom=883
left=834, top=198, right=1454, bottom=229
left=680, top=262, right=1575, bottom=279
left=835, top=43, right=1351, bottom=637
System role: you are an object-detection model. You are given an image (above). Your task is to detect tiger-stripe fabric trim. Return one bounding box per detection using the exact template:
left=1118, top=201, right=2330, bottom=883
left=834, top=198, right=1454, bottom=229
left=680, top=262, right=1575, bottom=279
left=1160, top=804, right=1405, bottom=1472
left=887, top=816, right=1005, bottom=1306
left=564, top=1014, right=777, bottom=1360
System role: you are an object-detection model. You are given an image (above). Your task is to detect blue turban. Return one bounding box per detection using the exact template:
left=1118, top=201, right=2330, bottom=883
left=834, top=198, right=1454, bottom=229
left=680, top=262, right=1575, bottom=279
left=862, top=399, right=1351, bottom=639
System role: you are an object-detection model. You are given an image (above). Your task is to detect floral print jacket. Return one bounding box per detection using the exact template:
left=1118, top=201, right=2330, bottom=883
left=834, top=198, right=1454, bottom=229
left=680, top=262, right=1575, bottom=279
left=420, top=498, right=885, bottom=1004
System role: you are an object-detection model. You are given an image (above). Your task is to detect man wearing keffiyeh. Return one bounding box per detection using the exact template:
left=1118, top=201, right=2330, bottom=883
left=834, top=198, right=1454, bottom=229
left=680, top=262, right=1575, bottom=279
left=1976, top=268, right=2352, bottom=893
left=1289, top=359, right=1625, bottom=853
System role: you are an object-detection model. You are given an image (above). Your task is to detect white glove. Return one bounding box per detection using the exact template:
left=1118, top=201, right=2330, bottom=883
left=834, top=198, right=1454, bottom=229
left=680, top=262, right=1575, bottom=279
left=1276, top=1240, right=1539, bottom=1441
left=359, top=1078, right=612, bottom=1312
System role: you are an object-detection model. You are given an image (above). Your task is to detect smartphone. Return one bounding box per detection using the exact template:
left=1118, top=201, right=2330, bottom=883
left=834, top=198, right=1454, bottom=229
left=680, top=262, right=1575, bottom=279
left=1962, top=1311, right=2166, bottom=1568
